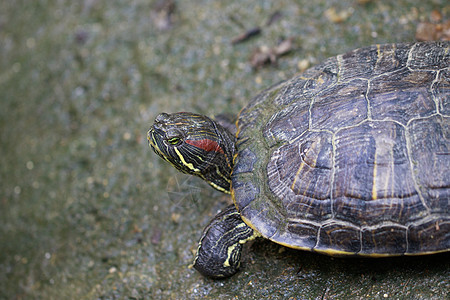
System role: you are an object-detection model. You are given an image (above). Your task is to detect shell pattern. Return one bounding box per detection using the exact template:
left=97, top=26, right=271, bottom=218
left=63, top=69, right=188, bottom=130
left=231, top=42, right=450, bottom=256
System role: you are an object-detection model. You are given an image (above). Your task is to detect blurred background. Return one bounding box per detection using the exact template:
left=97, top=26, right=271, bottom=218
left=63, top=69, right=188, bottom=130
left=1, top=0, right=449, bottom=298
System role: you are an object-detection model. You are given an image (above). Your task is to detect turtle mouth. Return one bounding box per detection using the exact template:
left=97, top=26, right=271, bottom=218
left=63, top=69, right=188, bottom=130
left=147, top=127, right=166, bottom=158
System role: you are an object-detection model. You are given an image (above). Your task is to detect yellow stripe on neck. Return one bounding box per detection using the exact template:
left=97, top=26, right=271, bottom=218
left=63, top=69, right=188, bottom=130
left=174, top=147, right=201, bottom=172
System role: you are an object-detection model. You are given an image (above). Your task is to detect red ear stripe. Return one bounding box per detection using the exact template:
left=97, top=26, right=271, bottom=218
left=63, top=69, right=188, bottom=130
left=185, top=139, right=225, bottom=154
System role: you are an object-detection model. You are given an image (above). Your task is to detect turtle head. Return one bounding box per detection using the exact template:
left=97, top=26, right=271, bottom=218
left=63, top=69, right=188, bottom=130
left=148, top=112, right=236, bottom=193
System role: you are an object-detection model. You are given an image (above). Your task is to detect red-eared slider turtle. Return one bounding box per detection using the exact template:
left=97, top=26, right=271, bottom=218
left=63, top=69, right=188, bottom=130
left=147, top=42, right=450, bottom=278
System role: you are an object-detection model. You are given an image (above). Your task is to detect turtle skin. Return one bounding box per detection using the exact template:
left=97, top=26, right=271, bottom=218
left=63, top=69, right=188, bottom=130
left=231, top=42, right=450, bottom=256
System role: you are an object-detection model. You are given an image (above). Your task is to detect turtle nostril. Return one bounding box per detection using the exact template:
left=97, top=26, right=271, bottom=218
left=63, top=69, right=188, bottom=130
left=152, top=122, right=161, bottom=131
left=155, top=112, right=170, bottom=123
left=151, top=126, right=164, bottom=137
left=152, top=115, right=168, bottom=131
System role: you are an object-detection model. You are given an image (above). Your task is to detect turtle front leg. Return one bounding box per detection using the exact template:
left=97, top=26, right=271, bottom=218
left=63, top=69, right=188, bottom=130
left=193, top=204, right=260, bottom=278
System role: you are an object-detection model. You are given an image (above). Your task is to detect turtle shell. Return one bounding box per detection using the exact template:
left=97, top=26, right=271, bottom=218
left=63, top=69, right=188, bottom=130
left=231, top=42, right=450, bottom=256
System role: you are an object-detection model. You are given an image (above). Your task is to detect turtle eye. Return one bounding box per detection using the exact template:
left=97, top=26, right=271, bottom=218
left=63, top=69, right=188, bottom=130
left=167, top=137, right=182, bottom=145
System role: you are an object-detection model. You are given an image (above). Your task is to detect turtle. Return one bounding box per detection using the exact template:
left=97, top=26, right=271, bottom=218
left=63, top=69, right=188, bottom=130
left=147, top=42, right=450, bottom=278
